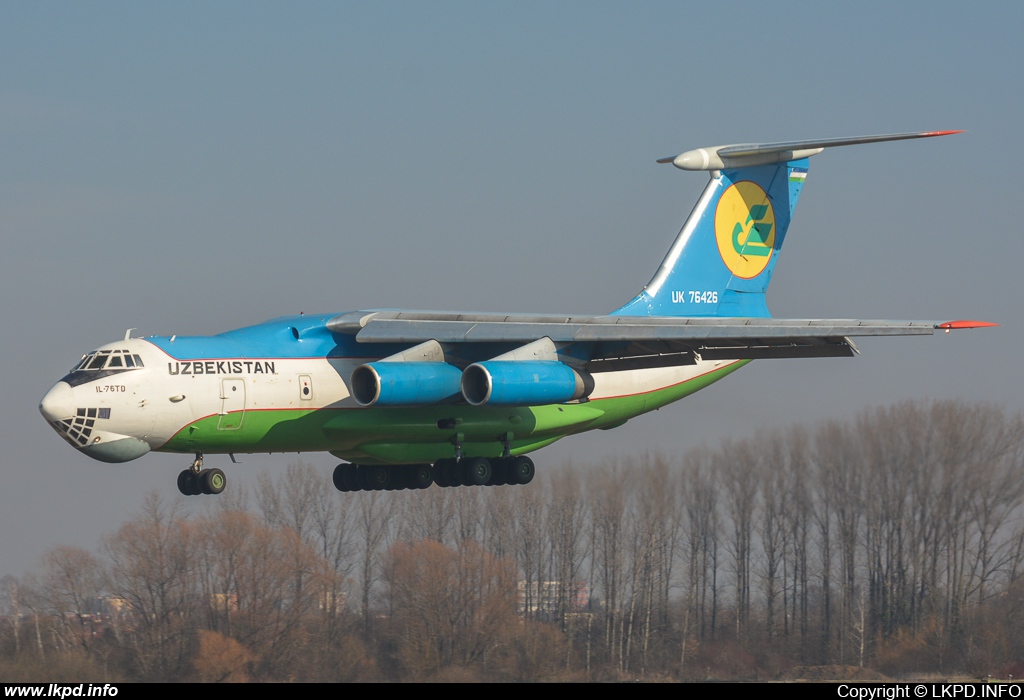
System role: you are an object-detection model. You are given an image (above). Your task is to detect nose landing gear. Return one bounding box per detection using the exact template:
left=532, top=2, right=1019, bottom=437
left=177, top=453, right=226, bottom=496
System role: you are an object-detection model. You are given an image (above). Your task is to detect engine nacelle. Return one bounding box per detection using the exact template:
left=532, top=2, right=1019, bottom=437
left=461, top=361, right=594, bottom=406
left=351, top=362, right=462, bottom=407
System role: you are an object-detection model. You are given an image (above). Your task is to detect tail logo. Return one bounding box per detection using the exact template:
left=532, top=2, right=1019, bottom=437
left=715, top=181, right=776, bottom=279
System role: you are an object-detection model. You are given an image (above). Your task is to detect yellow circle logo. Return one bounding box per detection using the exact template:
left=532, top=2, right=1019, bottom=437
left=715, top=181, right=776, bottom=279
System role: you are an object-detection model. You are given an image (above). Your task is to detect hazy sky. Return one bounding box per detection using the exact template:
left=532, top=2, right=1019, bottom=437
left=2, top=1, right=1021, bottom=578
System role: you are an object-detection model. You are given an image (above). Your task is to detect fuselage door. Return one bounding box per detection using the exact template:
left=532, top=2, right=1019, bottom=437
left=218, top=378, right=246, bottom=430
left=299, top=374, right=313, bottom=402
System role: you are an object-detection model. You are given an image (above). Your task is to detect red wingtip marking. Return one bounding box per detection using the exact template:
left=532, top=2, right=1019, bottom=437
left=924, top=130, right=965, bottom=137
left=937, top=320, right=999, bottom=329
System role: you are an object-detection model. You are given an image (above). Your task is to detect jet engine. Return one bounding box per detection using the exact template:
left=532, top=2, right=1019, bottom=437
left=461, top=360, right=593, bottom=406
left=351, top=362, right=462, bottom=407
left=350, top=340, right=462, bottom=407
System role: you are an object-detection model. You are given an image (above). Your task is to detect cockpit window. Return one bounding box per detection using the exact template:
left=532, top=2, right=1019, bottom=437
left=62, top=349, right=143, bottom=387
left=71, top=349, right=142, bottom=373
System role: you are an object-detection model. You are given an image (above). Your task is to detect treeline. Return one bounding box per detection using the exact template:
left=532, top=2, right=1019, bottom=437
left=2, top=399, right=1024, bottom=682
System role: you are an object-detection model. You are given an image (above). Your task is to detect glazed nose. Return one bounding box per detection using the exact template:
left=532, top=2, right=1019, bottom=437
left=40, top=382, right=74, bottom=422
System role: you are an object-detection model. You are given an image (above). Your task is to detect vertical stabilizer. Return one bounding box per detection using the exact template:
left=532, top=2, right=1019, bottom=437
left=612, top=130, right=961, bottom=318
left=613, top=159, right=808, bottom=318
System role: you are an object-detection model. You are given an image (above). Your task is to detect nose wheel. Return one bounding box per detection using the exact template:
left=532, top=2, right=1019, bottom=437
left=177, top=453, right=226, bottom=495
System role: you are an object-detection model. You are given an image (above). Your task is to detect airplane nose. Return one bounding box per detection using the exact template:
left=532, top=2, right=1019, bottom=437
left=40, top=382, right=75, bottom=422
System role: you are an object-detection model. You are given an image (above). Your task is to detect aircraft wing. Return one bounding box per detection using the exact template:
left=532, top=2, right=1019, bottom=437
left=328, top=311, right=994, bottom=371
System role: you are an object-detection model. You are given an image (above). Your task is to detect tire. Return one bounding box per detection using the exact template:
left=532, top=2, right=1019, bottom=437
left=508, top=456, right=535, bottom=485
left=444, top=459, right=462, bottom=487
left=409, top=464, right=434, bottom=489
left=332, top=464, right=349, bottom=492
left=343, top=464, right=362, bottom=491
left=202, top=468, right=226, bottom=495
left=177, top=469, right=198, bottom=496
left=360, top=464, right=391, bottom=491
left=434, top=458, right=456, bottom=487
left=462, top=457, right=492, bottom=487
left=432, top=459, right=448, bottom=487
left=196, top=469, right=210, bottom=494
left=488, top=458, right=510, bottom=486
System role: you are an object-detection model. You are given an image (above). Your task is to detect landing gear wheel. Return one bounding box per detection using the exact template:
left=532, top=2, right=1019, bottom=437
left=360, top=465, right=391, bottom=491
left=408, top=464, right=434, bottom=490
left=202, top=468, right=226, bottom=495
left=385, top=471, right=404, bottom=491
left=334, top=463, right=358, bottom=492
left=434, top=458, right=458, bottom=487
left=177, top=469, right=192, bottom=495
left=488, top=458, right=510, bottom=486
left=508, top=456, right=535, bottom=485
left=444, top=459, right=462, bottom=487
left=431, top=460, right=446, bottom=487
left=332, top=464, right=347, bottom=492
left=177, top=469, right=200, bottom=496
left=462, top=457, right=492, bottom=487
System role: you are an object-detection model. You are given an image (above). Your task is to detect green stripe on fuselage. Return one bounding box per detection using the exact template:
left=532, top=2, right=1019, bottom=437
left=159, top=361, right=747, bottom=464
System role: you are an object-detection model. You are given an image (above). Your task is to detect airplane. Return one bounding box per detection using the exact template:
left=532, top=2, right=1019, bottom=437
left=38, top=130, right=995, bottom=496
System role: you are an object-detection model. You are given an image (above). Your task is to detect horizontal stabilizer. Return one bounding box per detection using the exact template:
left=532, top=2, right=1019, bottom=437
left=657, top=130, right=963, bottom=171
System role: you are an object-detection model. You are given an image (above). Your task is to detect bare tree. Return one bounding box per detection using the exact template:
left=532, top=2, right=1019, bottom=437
left=815, top=419, right=862, bottom=663
left=718, top=438, right=758, bottom=642
left=591, top=462, right=629, bottom=669
left=102, top=492, right=197, bottom=680
left=1, top=575, right=23, bottom=655
left=680, top=448, right=720, bottom=647
left=353, top=490, right=394, bottom=634
left=512, top=482, right=548, bottom=623
left=37, top=546, right=105, bottom=652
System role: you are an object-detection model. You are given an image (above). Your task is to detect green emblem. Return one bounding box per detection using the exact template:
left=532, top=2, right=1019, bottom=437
left=732, top=204, right=774, bottom=257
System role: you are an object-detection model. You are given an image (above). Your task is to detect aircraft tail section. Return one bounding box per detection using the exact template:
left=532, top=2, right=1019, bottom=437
left=612, top=130, right=962, bottom=318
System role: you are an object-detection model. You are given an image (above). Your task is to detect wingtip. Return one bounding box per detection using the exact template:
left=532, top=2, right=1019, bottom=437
left=924, top=129, right=965, bottom=137
left=936, top=320, right=998, bottom=330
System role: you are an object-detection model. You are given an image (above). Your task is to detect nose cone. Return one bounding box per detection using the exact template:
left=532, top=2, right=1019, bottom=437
left=40, top=381, right=74, bottom=422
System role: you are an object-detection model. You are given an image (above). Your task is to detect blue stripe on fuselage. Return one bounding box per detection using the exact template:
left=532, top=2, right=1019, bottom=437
left=145, top=313, right=588, bottom=364
left=145, top=314, right=380, bottom=360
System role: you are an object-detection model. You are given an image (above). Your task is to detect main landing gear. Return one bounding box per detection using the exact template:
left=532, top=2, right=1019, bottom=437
left=177, top=452, right=226, bottom=496
left=332, top=456, right=535, bottom=493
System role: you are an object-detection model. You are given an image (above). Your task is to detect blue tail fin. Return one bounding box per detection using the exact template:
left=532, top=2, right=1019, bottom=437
left=612, top=130, right=961, bottom=318
left=613, top=158, right=808, bottom=318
